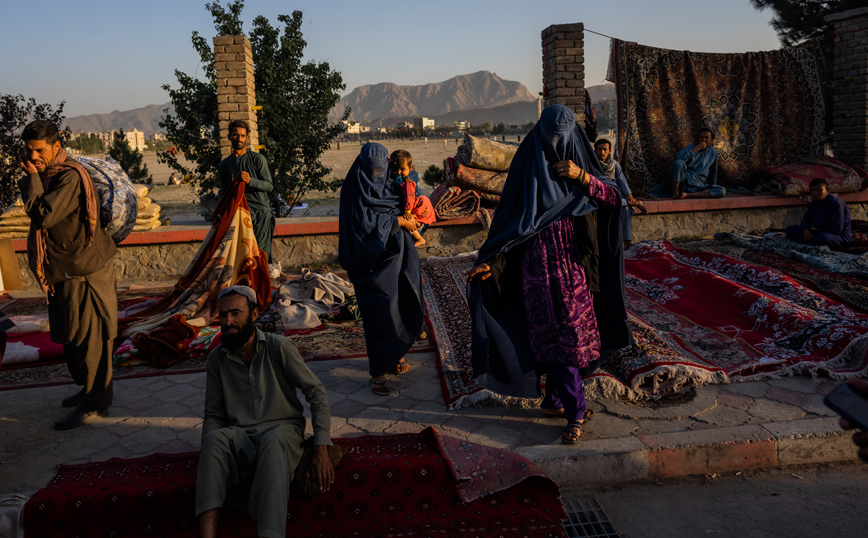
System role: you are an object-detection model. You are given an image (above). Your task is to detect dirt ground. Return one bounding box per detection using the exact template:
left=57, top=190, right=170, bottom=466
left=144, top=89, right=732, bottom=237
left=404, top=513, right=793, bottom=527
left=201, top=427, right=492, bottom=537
left=141, top=137, right=469, bottom=224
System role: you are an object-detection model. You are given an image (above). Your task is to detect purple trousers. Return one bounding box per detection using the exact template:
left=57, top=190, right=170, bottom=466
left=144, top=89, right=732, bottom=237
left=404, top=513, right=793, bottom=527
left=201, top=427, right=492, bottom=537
left=540, top=364, right=586, bottom=423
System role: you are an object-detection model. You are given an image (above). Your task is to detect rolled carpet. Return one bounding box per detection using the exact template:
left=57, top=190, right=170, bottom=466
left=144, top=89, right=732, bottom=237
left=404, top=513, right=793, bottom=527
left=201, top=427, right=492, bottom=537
left=431, top=182, right=481, bottom=220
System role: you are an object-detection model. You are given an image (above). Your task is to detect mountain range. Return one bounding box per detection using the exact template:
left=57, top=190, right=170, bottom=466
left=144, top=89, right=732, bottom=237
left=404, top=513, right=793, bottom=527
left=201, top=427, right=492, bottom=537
left=62, top=72, right=615, bottom=134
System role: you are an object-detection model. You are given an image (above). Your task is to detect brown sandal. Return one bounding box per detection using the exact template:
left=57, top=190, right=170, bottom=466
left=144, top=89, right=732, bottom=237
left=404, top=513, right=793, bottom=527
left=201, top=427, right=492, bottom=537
left=389, top=358, right=411, bottom=375
left=560, top=422, right=583, bottom=444
left=369, top=379, right=391, bottom=396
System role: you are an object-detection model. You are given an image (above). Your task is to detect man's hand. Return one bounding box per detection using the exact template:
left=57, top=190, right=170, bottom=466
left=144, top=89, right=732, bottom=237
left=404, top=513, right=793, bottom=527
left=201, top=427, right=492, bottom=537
left=234, top=171, right=251, bottom=184
left=839, top=378, right=868, bottom=463
left=312, top=445, right=335, bottom=492
left=803, top=229, right=814, bottom=242
left=17, top=153, right=38, bottom=175
left=692, top=141, right=708, bottom=153
left=628, top=194, right=648, bottom=215
left=466, top=263, right=492, bottom=281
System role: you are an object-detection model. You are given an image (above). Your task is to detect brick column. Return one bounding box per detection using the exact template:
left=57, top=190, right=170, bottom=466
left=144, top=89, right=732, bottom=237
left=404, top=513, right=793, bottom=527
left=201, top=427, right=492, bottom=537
left=827, top=8, right=868, bottom=169
left=541, top=23, right=585, bottom=123
left=213, top=35, right=259, bottom=158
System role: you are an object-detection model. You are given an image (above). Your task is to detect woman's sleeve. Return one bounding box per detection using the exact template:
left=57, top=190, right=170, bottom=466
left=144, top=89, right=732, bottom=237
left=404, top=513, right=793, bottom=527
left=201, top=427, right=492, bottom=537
left=586, top=175, right=618, bottom=207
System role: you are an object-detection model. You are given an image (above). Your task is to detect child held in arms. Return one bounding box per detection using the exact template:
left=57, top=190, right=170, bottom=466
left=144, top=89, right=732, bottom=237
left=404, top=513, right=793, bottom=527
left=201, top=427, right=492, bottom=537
left=390, top=150, right=436, bottom=246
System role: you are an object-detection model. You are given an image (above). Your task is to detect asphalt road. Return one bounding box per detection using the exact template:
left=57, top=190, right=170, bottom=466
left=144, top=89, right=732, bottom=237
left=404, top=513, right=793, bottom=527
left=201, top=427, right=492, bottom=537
left=567, top=462, right=868, bottom=538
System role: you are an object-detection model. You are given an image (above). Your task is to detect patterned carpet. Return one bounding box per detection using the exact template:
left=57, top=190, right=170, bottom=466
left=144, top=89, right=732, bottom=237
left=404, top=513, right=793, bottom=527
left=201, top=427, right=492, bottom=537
left=23, top=428, right=566, bottom=538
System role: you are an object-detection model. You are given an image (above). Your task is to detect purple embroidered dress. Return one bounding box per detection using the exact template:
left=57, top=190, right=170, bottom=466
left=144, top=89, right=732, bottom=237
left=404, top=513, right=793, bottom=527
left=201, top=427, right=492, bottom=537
left=521, top=175, right=618, bottom=421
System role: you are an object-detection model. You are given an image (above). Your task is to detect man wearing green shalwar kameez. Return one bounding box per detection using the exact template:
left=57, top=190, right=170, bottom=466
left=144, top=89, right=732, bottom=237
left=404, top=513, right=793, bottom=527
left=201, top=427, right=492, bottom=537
left=218, top=120, right=276, bottom=262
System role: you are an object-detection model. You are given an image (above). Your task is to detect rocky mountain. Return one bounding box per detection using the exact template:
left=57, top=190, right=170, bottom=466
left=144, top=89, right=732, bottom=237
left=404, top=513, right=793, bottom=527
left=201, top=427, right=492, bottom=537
left=586, top=82, right=615, bottom=102
left=64, top=103, right=173, bottom=135
left=332, top=71, right=535, bottom=124
left=368, top=101, right=540, bottom=130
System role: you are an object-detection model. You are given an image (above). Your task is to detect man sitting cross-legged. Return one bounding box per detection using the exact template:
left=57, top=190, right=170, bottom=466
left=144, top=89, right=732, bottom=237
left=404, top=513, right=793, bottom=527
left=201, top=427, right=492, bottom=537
left=652, top=127, right=725, bottom=199
left=785, top=177, right=853, bottom=248
left=196, top=285, right=334, bottom=538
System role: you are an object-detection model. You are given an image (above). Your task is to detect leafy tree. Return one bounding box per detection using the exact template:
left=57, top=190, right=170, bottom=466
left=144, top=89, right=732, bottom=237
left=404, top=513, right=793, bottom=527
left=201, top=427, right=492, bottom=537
left=73, top=134, right=107, bottom=155
left=159, top=0, right=349, bottom=216
left=109, top=129, right=153, bottom=184
left=751, top=0, right=866, bottom=46
left=421, top=164, right=445, bottom=188
left=0, top=94, right=69, bottom=210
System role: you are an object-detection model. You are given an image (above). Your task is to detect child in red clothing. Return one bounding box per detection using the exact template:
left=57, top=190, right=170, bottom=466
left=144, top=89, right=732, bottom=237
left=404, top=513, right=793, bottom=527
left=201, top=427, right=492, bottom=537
left=390, top=150, right=436, bottom=247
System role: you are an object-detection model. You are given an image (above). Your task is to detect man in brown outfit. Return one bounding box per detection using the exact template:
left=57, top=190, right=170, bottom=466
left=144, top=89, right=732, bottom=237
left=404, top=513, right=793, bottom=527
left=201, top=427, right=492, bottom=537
left=18, top=120, right=118, bottom=430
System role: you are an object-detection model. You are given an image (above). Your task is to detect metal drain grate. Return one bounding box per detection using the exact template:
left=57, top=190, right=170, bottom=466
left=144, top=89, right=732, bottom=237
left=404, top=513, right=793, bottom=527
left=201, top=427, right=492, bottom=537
left=562, top=497, right=621, bottom=538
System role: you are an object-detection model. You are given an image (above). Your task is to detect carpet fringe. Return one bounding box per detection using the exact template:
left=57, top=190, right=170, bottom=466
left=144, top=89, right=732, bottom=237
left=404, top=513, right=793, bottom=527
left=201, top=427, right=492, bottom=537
left=586, top=364, right=730, bottom=402
left=449, top=389, right=541, bottom=410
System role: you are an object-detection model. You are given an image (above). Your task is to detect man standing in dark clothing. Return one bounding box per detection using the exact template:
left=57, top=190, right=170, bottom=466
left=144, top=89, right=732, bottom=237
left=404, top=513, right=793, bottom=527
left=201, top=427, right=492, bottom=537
left=217, top=120, right=275, bottom=262
left=18, top=120, right=118, bottom=430
left=785, top=177, right=852, bottom=247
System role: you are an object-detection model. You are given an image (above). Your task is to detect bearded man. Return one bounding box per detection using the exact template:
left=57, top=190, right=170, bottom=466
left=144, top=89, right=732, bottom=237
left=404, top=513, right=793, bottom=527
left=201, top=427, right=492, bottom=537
left=217, top=120, right=275, bottom=262
left=196, top=286, right=333, bottom=538
left=18, top=120, right=118, bottom=430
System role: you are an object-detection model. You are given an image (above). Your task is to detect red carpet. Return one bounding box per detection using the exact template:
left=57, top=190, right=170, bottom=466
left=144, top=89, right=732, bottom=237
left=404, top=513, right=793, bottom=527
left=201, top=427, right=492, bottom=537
left=23, top=428, right=565, bottom=538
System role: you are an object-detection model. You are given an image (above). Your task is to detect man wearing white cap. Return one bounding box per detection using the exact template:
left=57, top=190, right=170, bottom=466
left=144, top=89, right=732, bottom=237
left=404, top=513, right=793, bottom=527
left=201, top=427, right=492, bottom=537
left=196, top=285, right=334, bottom=538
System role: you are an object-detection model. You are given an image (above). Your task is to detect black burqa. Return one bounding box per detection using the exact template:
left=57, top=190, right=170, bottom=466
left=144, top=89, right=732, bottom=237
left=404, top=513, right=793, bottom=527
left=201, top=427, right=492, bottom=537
left=338, top=143, right=424, bottom=377
left=468, top=105, right=632, bottom=399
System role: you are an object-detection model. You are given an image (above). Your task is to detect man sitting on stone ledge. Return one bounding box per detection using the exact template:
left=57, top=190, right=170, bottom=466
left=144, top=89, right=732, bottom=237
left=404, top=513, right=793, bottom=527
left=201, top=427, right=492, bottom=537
left=785, top=177, right=852, bottom=248
left=652, top=127, right=725, bottom=199
left=196, top=285, right=334, bottom=538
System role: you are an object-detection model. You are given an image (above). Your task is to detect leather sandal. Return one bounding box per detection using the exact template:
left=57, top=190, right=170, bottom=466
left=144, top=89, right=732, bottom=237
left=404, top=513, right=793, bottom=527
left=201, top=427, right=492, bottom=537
left=389, top=358, right=410, bottom=375
left=560, top=422, right=583, bottom=444
left=369, top=378, right=391, bottom=396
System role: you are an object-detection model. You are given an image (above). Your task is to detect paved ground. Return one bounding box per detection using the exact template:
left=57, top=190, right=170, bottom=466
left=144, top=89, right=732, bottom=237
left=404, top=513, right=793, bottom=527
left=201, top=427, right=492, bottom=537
left=0, top=331, right=861, bottom=496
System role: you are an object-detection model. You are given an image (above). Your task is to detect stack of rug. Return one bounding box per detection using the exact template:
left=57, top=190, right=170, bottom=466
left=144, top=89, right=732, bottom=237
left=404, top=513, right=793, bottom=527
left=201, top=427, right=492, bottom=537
left=758, top=155, right=868, bottom=197
left=0, top=197, right=28, bottom=240
left=22, top=428, right=567, bottom=538
left=132, top=183, right=162, bottom=232
left=431, top=135, right=516, bottom=220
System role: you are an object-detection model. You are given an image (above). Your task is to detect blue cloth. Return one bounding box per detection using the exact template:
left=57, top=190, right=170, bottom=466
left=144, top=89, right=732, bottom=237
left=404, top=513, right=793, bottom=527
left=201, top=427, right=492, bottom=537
left=608, top=159, right=635, bottom=241
left=651, top=144, right=724, bottom=198
left=338, top=143, right=424, bottom=377
left=468, top=105, right=632, bottom=399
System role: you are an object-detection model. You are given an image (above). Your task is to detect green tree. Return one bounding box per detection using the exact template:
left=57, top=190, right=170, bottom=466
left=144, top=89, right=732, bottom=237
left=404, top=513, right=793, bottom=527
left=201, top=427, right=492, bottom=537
left=109, top=129, right=153, bottom=184
left=0, top=94, right=69, bottom=210
left=159, top=0, right=349, bottom=216
left=73, top=134, right=106, bottom=155
left=750, top=0, right=865, bottom=46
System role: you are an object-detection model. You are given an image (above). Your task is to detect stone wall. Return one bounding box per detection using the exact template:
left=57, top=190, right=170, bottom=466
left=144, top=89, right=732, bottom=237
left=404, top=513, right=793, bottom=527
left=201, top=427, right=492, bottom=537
left=541, top=23, right=584, bottom=122
left=213, top=35, right=260, bottom=157
left=827, top=8, right=868, bottom=170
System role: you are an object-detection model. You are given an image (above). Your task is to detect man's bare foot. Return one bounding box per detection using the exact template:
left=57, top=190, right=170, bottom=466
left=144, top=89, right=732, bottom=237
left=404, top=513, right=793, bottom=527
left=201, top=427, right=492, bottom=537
left=676, top=192, right=687, bottom=199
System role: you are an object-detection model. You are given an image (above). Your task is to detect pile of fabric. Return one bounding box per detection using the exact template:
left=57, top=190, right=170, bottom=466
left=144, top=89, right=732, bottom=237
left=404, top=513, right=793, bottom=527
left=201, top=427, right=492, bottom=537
left=431, top=135, right=516, bottom=220
left=132, top=184, right=162, bottom=232
left=0, top=198, right=28, bottom=239
left=758, top=155, right=868, bottom=196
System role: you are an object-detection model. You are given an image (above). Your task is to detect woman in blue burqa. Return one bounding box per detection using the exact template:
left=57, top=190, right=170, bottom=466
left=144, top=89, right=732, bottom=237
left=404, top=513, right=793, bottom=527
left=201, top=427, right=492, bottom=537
left=339, top=142, right=425, bottom=396
left=467, top=105, right=632, bottom=444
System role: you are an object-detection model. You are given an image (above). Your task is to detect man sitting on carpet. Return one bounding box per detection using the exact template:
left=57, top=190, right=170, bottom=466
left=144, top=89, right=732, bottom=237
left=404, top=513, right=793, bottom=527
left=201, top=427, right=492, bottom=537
left=785, top=177, right=852, bottom=248
left=652, top=127, right=725, bottom=199
left=594, top=139, right=647, bottom=245
left=217, top=120, right=276, bottom=263
left=196, top=286, right=334, bottom=538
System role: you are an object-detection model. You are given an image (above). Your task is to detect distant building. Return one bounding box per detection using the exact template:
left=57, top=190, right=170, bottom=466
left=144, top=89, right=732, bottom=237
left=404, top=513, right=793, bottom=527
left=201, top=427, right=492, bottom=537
left=396, top=121, right=410, bottom=130
left=597, top=99, right=616, bottom=135
left=125, top=129, right=146, bottom=152
left=414, top=117, right=435, bottom=130
left=148, top=133, right=167, bottom=143
left=454, top=121, right=469, bottom=131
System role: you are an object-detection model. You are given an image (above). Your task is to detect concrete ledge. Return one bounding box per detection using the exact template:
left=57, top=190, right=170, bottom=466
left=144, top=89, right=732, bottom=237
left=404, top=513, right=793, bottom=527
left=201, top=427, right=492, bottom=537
left=517, top=419, right=859, bottom=488
left=11, top=215, right=481, bottom=252
left=641, top=190, right=868, bottom=215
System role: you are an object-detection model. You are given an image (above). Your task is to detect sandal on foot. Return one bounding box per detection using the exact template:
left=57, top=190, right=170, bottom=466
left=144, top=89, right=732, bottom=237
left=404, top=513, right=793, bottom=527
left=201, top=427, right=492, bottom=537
left=541, top=408, right=565, bottom=417
left=560, top=422, right=583, bottom=444
left=389, top=358, right=411, bottom=375
left=584, top=409, right=594, bottom=421
left=369, top=379, right=391, bottom=396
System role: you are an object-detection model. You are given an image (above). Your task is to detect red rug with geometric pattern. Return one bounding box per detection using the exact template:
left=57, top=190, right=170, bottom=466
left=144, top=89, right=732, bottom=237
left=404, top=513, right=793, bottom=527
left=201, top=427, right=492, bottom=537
left=23, top=427, right=566, bottom=538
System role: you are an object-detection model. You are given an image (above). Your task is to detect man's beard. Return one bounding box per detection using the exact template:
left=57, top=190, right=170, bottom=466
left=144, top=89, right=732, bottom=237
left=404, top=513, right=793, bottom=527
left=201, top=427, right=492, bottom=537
left=221, top=317, right=256, bottom=351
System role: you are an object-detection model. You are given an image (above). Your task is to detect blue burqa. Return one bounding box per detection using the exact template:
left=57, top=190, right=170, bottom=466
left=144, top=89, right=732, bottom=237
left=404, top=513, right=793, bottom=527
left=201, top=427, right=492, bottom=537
left=339, top=143, right=424, bottom=377
left=468, top=105, right=632, bottom=398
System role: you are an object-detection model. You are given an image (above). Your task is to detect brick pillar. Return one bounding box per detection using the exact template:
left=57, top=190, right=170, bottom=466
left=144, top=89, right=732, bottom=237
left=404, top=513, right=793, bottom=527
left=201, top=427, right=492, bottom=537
left=541, top=23, right=585, bottom=124
left=827, top=8, right=868, bottom=169
left=213, top=35, right=259, bottom=158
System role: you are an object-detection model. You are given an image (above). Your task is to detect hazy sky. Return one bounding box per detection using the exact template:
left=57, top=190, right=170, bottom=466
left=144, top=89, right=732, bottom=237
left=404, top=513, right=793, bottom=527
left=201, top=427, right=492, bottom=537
left=1, top=0, right=782, bottom=118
